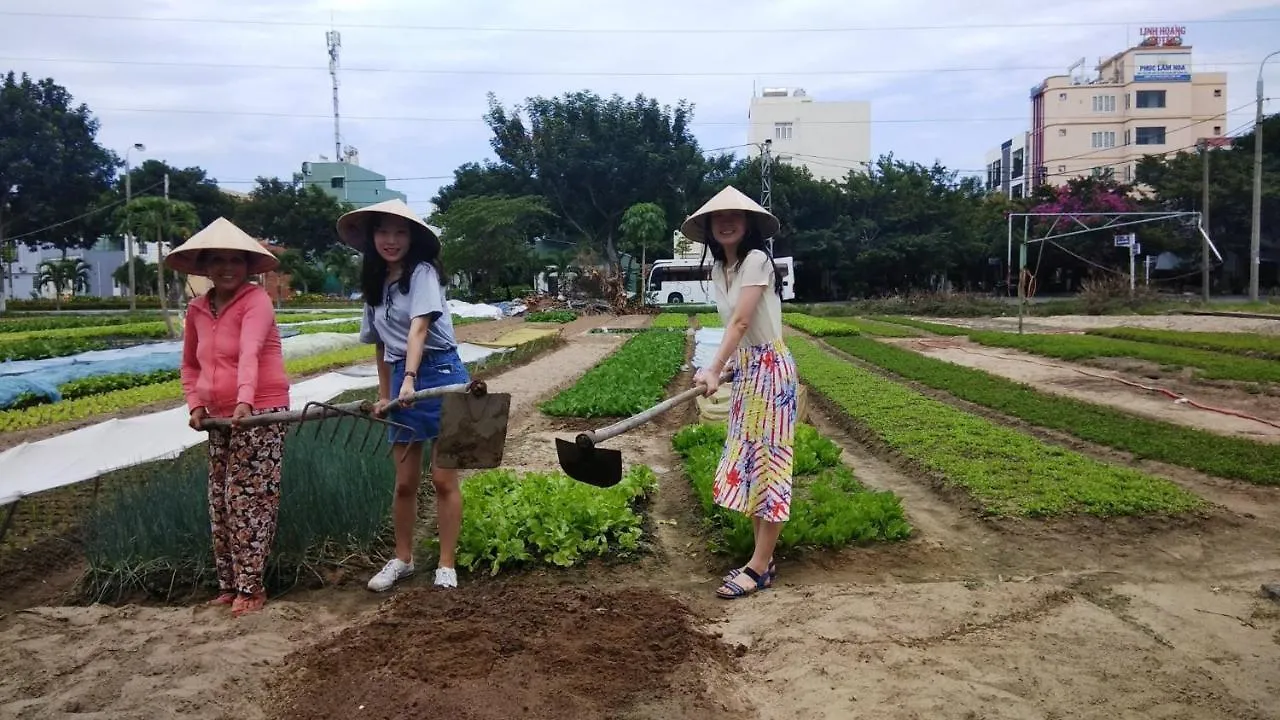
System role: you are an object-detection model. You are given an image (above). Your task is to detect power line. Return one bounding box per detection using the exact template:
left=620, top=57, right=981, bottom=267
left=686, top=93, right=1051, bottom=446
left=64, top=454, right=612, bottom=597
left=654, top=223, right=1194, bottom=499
left=4, top=179, right=166, bottom=244
left=4, top=10, right=1278, bottom=34
left=95, top=106, right=1230, bottom=126
left=1, top=54, right=1265, bottom=78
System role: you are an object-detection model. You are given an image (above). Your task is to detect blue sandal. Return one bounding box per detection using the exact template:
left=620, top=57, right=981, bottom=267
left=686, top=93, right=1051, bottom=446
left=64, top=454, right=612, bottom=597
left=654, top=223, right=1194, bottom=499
left=724, top=559, right=776, bottom=587
left=717, top=565, right=768, bottom=599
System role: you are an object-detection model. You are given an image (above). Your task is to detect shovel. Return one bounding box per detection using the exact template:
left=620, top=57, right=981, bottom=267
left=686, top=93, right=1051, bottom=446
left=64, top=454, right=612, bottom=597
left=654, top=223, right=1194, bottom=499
left=201, top=379, right=511, bottom=469
left=556, top=370, right=734, bottom=488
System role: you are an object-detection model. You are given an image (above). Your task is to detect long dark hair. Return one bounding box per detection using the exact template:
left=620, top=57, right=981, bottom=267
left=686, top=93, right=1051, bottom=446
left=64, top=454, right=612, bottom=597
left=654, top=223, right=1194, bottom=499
left=359, top=215, right=447, bottom=306
left=698, top=216, right=784, bottom=298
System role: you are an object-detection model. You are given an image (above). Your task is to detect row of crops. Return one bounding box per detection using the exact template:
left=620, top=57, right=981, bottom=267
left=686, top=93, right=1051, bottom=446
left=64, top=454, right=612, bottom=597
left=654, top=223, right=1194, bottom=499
left=0, top=310, right=500, bottom=428
left=41, top=306, right=1280, bottom=603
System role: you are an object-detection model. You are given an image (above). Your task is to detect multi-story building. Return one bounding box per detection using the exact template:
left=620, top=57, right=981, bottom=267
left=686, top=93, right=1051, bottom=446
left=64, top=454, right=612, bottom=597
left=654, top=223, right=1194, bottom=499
left=984, top=132, right=1031, bottom=199
left=1027, top=27, right=1226, bottom=188
left=747, top=87, right=871, bottom=183
left=299, top=150, right=407, bottom=208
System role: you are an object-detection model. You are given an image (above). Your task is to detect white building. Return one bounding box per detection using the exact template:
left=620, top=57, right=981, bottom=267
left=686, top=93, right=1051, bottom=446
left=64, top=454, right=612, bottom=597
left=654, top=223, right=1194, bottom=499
left=747, top=87, right=871, bottom=183
left=5, top=239, right=167, bottom=300
left=983, top=131, right=1031, bottom=199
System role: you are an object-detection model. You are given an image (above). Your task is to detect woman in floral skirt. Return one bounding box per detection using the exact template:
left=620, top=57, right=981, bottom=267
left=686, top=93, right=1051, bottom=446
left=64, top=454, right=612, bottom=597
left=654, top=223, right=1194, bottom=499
left=686, top=185, right=798, bottom=600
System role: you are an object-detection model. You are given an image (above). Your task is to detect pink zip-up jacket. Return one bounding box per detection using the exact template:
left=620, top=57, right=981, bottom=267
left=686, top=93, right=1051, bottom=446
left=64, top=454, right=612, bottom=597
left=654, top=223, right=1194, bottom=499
left=181, top=283, right=290, bottom=418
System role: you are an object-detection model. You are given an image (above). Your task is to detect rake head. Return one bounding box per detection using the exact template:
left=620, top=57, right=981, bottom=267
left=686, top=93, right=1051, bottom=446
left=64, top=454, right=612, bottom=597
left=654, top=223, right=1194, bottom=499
left=294, top=400, right=414, bottom=457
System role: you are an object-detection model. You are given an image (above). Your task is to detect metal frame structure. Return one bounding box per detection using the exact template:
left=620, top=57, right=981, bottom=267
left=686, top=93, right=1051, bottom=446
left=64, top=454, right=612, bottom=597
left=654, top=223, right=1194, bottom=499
left=1005, top=211, right=1222, bottom=334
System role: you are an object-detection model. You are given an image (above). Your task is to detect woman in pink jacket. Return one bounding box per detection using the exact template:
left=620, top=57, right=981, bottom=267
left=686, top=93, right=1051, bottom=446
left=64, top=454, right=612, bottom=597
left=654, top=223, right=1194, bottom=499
left=167, top=217, right=291, bottom=617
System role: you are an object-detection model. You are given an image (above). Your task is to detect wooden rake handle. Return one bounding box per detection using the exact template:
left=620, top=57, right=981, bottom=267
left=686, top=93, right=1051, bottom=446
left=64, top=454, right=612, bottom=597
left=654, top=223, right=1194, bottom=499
left=199, top=380, right=489, bottom=430
left=578, top=370, right=733, bottom=446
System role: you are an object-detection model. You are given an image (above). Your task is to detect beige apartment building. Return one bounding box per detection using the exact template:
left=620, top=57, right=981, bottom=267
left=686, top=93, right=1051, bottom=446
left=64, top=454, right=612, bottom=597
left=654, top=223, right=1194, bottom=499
left=747, top=87, right=871, bottom=183
left=1027, top=28, right=1226, bottom=188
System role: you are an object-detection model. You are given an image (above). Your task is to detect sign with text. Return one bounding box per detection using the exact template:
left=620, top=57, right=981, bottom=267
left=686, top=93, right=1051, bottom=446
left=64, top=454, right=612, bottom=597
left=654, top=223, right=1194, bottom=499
left=1139, top=26, right=1185, bottom=47
left=1134, top=50, right=1191, bottom=82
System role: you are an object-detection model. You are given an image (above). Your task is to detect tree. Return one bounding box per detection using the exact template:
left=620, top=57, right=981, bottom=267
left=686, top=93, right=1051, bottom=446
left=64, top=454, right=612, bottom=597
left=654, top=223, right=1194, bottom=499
left=233, top=177, right=352, bottom=257
left=36, top=258, right=91, bottom=309
left=0, top=72, right=118, bottom=312
left=430, top=195, right=551, bottom=299
left=276, top=249, right=326, bottom=295
left=618, top=202, right=668, bottom=301
left=321, top=246, right=361, bottom=297
left=114, top=196, right=200, bottom=335
left=480, top=90, right=710, bottom=264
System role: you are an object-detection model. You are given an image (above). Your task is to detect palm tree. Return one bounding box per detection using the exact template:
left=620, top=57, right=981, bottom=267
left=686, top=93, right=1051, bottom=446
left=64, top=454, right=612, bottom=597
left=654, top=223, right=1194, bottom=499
left=321, top=246, right=360, bottom=297
left=35, top=258, right=91, bottom=310
left=114, top=196, right=200, bottom=337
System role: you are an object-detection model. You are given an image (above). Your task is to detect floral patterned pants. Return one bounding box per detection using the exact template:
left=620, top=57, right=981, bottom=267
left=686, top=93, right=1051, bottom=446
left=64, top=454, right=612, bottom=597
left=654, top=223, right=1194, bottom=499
left=206, top=406, right=288, bottom=596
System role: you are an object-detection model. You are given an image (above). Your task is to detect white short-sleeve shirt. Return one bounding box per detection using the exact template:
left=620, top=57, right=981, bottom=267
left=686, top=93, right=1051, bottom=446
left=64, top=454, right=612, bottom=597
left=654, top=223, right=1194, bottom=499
left=712, top=249, right=783, bottom=348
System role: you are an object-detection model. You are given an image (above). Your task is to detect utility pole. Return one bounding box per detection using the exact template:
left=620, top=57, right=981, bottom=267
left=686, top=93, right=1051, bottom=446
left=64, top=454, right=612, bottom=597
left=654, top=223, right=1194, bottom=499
left=0, top=199, right=7, bottom=315
left=327, top=30, right=343, bottom=162
left=760, top=138, right=774, bottom=254
left=123, top=142, right=145, bottom=312
left=1250, top=51, right=1278, bottom=302
left=159, top=173, right=174, bottom=338
left=1200, top=139, right=1211, bottom=302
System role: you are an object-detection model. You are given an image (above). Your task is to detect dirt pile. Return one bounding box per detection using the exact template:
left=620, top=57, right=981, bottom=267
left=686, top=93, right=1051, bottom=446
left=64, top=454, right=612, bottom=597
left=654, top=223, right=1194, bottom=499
left=264, top=584, right=738, bottom=720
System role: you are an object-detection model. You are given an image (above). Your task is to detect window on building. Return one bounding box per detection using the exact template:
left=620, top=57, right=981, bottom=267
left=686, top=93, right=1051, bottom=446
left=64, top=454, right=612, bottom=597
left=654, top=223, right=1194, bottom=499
left=1125, top=94, right=1132, bottom=109
left=1090, top=131, right=1117, bottom=149
left=1135, top=90, right=1166, bottom=109
left=330, top=177, right=344, bottom=188
left=1213, top=125, right=1222, bottom=135
left=1057, top=165, right=1066, bottom=173
left=1135, top=126, right=1166, bottom=145
left=1214, top=89, right=1222, bottom=97
left=1124, top=129, right=1131, bottom=146
left=1011, top=149, right=1024, bottom=179
left=773, top=122, right=793, bottom=140
left=1059, top=92, right=1068, bottom=101
left=1091, top=95, right=1116, bottom=112
left=1058, top=128, right=1067, bottom=136
left=1012, top=184, right=1024, bottom=199
left=1124, top=164, right=1133, bottom=182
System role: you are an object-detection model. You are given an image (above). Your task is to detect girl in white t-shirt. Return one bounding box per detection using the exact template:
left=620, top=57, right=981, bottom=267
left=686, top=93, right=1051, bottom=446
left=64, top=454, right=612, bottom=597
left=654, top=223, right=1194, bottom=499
left=685, top=186, right=798, bottom=600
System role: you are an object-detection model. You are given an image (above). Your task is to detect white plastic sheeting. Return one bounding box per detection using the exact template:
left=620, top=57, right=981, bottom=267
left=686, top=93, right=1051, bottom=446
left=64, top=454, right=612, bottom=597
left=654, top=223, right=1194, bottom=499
left=448, top=299, right=505, bottom=320
left=280, top=332, right=363, bottom=360
left=0, top=341, right=512, bottom=506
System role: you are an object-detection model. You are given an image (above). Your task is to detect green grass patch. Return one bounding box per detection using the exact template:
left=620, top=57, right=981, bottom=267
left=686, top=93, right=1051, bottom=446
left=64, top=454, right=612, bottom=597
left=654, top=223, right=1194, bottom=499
left=829, top=317, right=923, bottom=338
left=1086, top=327, right=1280, bottom=361
left=874, top=316, right=973, bottom=336
left=79, top=430, right=395, bottom=602
left=827, top=336, right=1280, bottom=486
left=525, top=310, right=577, bottom=324
left=650, top=313, right=690, bottom=329
left=672, top=422, right=912, bottom=557
left=788, top=336, right=1204, bottom=517
left=782, top=313, right=861, bottom=337
left=539, top=330, right=686, bottom=418
left=695, top=313, right=723, bottom=328
left=433, top=466, right=658, bottom=576
left=970, top=331, right=1280, bottom=384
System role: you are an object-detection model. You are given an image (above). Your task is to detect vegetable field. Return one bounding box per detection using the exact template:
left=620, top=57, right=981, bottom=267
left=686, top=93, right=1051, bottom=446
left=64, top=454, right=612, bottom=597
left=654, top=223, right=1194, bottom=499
left=4, top=309, right=1279, bottom=720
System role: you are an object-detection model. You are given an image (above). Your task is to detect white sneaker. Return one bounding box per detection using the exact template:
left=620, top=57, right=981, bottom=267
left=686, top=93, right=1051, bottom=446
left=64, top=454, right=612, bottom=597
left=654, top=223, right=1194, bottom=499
left=367, top=558, right=414, bottom=592
left=434, top=567, right=458, bottom=589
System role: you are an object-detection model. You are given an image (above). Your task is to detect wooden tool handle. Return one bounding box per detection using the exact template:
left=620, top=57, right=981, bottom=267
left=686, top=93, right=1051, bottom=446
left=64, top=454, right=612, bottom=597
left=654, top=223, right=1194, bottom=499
left=199, top=400, right=372, bottom=429
left=382, top=380, right=482, bottom=414
left=582, top=370, right=733, bottom=445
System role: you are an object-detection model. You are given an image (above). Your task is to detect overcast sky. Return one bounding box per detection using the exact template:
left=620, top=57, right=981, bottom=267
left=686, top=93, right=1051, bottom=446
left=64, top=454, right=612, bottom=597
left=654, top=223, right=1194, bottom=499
left=4, top=0, right=1280, bottom=217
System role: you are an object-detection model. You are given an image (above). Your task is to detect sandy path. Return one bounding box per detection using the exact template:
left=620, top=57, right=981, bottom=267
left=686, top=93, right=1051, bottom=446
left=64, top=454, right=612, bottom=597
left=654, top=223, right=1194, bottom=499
left=932, top=313, right=1280, bottom=335
left=890, top=337, right=1280, bottom=444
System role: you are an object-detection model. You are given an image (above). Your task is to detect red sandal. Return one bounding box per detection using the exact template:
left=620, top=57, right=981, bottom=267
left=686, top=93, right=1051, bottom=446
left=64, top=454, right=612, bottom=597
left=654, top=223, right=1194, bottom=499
left=231, top=591, right=266, bottom=617
left=208, top=592, right=236, bottom=606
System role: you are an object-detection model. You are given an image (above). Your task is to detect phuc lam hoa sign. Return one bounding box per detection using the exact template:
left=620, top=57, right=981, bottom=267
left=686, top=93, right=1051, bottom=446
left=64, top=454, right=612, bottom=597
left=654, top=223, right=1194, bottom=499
left=1135, top=25, right=1190, bottom=83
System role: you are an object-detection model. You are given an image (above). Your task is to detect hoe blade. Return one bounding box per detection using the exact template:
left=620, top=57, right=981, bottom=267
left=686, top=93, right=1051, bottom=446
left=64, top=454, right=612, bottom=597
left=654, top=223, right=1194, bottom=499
left=555, top=437, right=622, bottom=489
left=434, top=391, right=512, bottom=469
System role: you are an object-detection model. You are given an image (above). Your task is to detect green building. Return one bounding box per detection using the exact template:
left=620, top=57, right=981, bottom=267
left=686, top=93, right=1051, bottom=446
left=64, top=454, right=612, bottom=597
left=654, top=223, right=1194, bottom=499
left=299, top=160, right=407, bottom=208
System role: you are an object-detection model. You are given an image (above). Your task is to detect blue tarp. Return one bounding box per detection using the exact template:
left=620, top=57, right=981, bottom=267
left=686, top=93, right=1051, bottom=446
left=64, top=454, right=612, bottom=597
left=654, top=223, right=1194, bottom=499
left=0, top=341, right=184, bottom=409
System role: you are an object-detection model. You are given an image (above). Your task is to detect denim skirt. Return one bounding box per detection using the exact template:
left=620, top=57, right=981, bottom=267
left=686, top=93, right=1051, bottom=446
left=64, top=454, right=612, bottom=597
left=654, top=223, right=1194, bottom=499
left=387, top=348, right=469, bottom=445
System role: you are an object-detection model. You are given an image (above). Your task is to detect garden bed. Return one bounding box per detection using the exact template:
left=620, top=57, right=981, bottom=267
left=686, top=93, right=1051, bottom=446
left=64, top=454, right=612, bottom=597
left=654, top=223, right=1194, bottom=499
left=1086, top=326, right=1280, bottom=361
left=781, top=313, right=861, bottom=337
left=672, top=422, right=912, bottom=557
left=539, top=330, right=686, bottom=418
left=787, top=336, right=1204, bottom=518
left=825, top=336, right=1280, bottom=486
left=969, top=331, right=1280, bottom=385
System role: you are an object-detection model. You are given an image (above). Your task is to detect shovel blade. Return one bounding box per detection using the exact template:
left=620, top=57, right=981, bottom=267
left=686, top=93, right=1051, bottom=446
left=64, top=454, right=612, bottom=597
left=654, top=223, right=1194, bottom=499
left=434, top=392, right=512, bottom=469
left=555, top=437, right=623, bottom=488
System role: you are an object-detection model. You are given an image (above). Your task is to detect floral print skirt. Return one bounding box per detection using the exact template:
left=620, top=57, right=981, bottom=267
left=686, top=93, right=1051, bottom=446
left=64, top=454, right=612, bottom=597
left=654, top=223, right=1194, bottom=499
left=206, top=405, right=288, bottom=596
left=713, top=339, right=798, bottom=523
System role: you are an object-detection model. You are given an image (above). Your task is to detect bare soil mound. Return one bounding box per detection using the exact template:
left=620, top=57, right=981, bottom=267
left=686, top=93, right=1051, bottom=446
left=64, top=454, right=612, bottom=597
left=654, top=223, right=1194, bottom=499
left=265, top=584, right=738, bottom=720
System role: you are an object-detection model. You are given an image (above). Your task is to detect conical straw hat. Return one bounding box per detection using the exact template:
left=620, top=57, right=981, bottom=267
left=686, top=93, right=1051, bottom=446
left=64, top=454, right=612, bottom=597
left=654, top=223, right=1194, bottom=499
left=678, top=185, right=780, bottom=245
left=336, top=198, right=439, bottom=254
left=164, top=217, right=280, bottom=277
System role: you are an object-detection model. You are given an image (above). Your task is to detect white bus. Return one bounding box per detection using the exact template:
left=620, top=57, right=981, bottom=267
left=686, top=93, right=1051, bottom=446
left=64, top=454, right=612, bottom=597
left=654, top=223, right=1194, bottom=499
left=647, top=256, right=795, bottom=305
